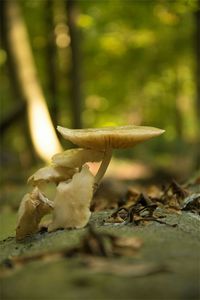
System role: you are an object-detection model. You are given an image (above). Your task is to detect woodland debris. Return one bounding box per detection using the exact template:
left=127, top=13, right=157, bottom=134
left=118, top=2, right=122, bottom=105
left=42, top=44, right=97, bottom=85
left=1, top=225, right=143, bottom=277
left=104, top=187, right=180, bottom=226
left=181, top=193, right=200, bottom=214
left=83, top=257, right=169, bottom=277
left=103, top=179, right=198, bottom=226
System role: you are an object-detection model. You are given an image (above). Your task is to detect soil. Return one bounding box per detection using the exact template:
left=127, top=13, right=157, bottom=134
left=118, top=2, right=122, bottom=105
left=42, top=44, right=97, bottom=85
left=0, top=210, right=199, bottom=300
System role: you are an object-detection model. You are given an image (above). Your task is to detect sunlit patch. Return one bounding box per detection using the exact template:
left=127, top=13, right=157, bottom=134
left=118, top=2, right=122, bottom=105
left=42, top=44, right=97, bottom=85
left=54, top=23, right=69, bottom=35
left=55, top=23, right=70, bottom=48
left=100, top=34, right=126, bottom=56
left=154, top=5, right=179, bottom=25
left=77, top=14, right=94, bottom=29
left=56, top=34, right=70, bottom=48
left=129, top=30, right=156, bottom=48
left=28, top=99, right=62, bottom=163
left=100, top=121, right=118, bottom=127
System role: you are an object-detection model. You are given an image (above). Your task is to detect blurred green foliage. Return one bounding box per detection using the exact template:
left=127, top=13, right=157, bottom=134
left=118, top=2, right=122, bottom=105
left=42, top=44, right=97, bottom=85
left=0, top=0, right=199, bottom=178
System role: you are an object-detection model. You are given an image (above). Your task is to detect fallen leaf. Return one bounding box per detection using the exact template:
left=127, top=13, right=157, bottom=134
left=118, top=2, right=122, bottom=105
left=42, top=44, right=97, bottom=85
left=83, top=257, right=169, bottom=277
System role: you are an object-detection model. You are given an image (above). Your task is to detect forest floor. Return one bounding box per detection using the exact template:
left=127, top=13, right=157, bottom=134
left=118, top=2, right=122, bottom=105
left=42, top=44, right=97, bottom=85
left=0, top=210, right=199, bottom=300
left=0, top=162, right=199, bottom=300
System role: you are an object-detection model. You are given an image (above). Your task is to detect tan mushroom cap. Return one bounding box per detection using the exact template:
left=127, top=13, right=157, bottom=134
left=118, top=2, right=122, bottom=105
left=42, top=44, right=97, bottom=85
left=57, top=125, right=165, bottom=150
left=52, top=148, right=104, bottom=168
left=28, top=165, right=76, bottom=186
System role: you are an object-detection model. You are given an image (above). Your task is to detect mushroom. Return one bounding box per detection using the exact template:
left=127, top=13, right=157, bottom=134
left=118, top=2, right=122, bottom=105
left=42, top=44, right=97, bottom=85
left=52, top=148, right=104, bottom=169
left=48, top=165, right=94, bottom=231
left=28, top=165, right=77, bottom=186
left=57, top=125, right=165, bottom=190
left=16, top=187, right=53, bottom=240
left=16, top=124, right=165, bottom=236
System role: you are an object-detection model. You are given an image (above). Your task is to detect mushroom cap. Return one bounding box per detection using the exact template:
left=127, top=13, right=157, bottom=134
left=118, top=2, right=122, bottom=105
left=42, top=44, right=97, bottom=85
left=28, top=165, right=76, bottom=186
left=57, top=125, right=165, bottom=150
left=52, top=148, right=104, bottom=168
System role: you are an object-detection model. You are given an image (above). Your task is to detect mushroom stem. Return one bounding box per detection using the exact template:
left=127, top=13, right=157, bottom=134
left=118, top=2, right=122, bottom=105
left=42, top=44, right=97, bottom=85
left=94, top=148, right=112, bottom=192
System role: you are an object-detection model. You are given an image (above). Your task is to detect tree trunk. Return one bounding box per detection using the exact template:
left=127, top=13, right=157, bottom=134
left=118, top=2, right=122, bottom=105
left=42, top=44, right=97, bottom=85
left=66, top=0, right=82, bottom=129
left=45, top=0, right=58, bottom=128
left=0, top=0, right=35, bottom=163
left=4, top=0, right=62, bottom=162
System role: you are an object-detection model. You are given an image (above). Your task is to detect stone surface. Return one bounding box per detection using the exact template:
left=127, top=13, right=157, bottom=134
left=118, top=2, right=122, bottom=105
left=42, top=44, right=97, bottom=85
left=0, top=210, right=199, bottom=300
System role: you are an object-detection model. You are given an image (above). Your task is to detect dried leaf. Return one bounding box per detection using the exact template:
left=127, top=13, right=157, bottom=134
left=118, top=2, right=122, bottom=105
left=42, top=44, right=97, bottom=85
left=104, top=191, right=178, bottom=227
left=181, top=193, right=200, bottom=214
left=160, top=180, right=189, bottom=210
left=118, top=187, right=140, bottom=208
left=104, top=215, right=125, bottom=225
left=111, top=236, right=143, bottom=256
left=16, top=187, right=53, bottom=241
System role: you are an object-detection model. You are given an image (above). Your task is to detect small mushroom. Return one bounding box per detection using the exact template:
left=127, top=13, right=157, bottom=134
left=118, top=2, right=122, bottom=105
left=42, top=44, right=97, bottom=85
left=16, top=187, right=53, bottom=240
left=57, top=125, right=165, bottom=190
left=48, top=165, right=94, bottom=231
left=52, top=148, right=104, bottom=169
left=28, top=165, right=77, bottom=186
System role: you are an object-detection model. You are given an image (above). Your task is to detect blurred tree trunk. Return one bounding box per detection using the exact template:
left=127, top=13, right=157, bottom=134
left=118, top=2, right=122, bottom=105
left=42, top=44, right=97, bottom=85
left=0, top=0, right=35, bottom=164
left=3, top=0, right=62, bottom=162
left=195, top=1, right=200, bottom=168
left=45, top=0, right=58, bottom=127
left=66, top=0, right=82, bottom=129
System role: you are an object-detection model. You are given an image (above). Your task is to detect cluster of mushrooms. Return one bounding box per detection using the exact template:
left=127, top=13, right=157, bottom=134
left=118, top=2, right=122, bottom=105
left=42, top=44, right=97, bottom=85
left=16, top=125, right=164, bottom=240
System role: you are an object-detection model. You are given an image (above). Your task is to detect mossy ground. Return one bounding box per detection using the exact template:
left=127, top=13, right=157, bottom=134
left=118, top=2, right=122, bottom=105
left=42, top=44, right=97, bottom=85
left=0, top=210, right=199, bottom=300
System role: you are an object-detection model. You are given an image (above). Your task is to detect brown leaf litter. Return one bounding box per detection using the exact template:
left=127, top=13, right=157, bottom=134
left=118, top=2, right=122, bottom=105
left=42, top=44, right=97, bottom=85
left=103, top=179, right=199, bottom=225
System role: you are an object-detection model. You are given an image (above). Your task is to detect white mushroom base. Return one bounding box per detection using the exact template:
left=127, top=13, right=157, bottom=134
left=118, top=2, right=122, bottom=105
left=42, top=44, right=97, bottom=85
left=48, top=166, right=94, bottom=231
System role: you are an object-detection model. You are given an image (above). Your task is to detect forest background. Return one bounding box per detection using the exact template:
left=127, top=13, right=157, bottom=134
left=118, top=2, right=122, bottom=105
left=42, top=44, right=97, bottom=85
left=0, top=0, right=200, bottom=187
